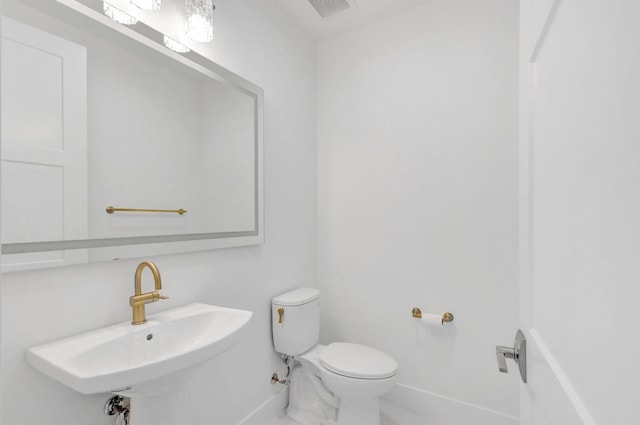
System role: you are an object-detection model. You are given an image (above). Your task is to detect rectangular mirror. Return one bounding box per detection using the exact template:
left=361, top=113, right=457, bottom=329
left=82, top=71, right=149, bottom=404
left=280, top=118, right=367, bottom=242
left=0, top=0, right=264, bottom=271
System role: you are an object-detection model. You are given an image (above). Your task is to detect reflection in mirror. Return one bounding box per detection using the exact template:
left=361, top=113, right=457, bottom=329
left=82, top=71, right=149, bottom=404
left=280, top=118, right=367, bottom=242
left=0, top=0, right=263, bottom=271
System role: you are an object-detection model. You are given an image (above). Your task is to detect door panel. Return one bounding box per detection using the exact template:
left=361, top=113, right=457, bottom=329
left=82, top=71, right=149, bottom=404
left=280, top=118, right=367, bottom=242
left=520, top=1, right=639, bottom=424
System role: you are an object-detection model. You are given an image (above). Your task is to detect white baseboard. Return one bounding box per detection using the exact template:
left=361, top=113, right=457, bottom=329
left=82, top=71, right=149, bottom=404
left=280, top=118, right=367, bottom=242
left=381, top=384, right=519, bottom=425
left=234, top=382, right=518, bottom=425
left=237, top=388, right=289, bottom=425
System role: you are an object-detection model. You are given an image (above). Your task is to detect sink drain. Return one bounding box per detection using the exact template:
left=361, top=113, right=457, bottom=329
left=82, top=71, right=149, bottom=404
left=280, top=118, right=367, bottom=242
left=146, top=334, right=153, bottom=341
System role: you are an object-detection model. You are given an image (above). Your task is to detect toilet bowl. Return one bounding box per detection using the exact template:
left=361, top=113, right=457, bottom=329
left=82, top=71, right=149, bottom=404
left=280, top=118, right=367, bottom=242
left=272, top=288, right=398, bottom=425
left=298, top=343, right=397, bottom=425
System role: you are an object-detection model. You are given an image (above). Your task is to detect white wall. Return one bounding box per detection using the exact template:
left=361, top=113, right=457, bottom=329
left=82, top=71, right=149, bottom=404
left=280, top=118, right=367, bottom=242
left=0, top=0, right=316, bottom=424
left=317, top=0, right=520, bottom=422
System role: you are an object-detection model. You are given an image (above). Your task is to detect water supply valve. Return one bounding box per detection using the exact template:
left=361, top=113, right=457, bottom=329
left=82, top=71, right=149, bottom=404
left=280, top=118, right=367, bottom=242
left=271, top=372, right=289, bottom=385
left=271, top=355, right=293, bottom=385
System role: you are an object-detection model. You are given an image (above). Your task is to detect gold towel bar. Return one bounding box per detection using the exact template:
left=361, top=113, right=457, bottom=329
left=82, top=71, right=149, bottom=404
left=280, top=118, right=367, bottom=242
left=412, top=307, right=454, bottom=324
left=106, top=206, right=187, bottom=215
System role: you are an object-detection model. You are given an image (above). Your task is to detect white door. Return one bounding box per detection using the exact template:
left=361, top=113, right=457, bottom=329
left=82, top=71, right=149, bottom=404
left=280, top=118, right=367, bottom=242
left=1, top=17, right=88, bottom=271
left=518, top=1, right=638, bottom=424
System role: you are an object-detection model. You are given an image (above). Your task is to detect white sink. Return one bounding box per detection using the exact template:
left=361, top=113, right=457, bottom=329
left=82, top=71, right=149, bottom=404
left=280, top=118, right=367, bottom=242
left=26, top=303, right=253, bottom=395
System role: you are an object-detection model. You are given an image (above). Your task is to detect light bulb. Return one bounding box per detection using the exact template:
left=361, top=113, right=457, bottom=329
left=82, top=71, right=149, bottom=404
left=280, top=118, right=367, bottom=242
left=185, top=0, right=215, bottom=43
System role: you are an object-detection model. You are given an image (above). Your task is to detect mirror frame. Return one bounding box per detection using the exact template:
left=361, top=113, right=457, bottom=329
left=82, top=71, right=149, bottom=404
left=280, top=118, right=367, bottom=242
left=1, top=0, right=264, bottom=257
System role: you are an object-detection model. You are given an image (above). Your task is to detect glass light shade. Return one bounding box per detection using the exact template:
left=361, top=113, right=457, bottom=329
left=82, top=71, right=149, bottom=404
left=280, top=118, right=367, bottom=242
left=185, top=0, right=215, bottom=43
left=163, top=35, right=191, bottom=53
left=103, top=2, right=138, bottom=25
left=130, top=0, right=161, bottom=11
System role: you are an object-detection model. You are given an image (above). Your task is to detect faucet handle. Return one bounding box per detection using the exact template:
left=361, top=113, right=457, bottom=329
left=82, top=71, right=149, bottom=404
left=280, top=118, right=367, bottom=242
left=153, top=292, right=169, bottom=301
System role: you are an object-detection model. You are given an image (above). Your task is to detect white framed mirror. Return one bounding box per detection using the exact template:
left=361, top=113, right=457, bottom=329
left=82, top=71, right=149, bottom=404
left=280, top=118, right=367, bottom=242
left=0, top=0, right=264, bottom=271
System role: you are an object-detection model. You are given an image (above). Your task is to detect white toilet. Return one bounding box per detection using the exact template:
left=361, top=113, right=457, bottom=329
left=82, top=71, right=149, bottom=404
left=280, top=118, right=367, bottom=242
left=272, top=288, right=398, bottom=425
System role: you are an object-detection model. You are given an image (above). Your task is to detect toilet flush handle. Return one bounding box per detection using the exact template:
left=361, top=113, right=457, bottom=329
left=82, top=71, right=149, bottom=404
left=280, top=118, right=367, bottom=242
left=277, top=308, right=285, bottom=324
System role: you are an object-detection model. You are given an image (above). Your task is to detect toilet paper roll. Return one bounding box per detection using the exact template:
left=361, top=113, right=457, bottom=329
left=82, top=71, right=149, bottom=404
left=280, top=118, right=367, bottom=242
left=420, top=313, right=443, bottom=327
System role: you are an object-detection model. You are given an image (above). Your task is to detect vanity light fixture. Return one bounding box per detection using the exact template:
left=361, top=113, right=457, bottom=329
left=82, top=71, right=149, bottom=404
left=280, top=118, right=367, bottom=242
left=163, top=35, right=191, bottom=53
left=130, top=0, right=161, bottom=11
left=103, top=2, right=138, bottom=25
left=185, top=0, right=215, bottom=43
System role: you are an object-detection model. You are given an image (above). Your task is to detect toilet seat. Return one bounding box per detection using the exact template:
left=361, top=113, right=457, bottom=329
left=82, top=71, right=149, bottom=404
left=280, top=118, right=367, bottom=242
left=319, top=343, right=398, bottom=379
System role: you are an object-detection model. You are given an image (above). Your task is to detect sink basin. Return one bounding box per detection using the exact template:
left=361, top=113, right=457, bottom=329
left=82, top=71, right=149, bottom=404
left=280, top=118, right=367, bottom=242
left=26, top=303, right=253, bottom=395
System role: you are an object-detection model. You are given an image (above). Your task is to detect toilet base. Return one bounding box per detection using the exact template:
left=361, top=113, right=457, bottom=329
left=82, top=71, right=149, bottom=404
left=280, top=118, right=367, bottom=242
left=285, top=344, right=395, bottom=425
left=326, top=398, right=381, bottom=425
left=286, top=364, right=338, bottom=425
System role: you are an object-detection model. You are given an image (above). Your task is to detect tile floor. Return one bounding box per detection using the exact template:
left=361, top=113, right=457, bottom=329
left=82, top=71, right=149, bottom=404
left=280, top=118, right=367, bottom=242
left=267, top=415, right=296, bottom=425
left=267, top=403, right=438, bottom=425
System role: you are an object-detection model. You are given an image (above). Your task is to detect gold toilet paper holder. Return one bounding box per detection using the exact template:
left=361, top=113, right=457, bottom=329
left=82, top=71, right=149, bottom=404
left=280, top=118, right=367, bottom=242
left=412, top=307, right=454, bottom=325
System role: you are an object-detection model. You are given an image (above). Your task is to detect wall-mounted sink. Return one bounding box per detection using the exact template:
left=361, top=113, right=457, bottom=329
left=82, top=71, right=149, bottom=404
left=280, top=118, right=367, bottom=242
left=26, top=303, right=253, bottom=395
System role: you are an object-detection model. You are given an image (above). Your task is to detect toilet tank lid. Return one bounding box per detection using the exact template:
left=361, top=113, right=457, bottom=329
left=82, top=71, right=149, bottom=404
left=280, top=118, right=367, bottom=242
left=272, top=287, right=319, bottom=306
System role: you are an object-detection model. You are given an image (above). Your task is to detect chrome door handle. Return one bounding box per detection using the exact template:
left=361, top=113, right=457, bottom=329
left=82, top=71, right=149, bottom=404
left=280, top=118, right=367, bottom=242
left=496, top=345, right=515, bottom=373
left=496, top=329, right=527, bottom=383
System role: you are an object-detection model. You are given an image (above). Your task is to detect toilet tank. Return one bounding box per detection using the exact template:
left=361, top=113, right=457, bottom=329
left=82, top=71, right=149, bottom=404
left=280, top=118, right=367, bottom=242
left=272, top=287, right=320, bottom=356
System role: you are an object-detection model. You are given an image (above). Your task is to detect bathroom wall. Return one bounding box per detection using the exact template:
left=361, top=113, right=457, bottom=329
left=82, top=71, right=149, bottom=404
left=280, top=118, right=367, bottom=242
left=0, top=0, right=316, bottom=424
left=317, top=0, right=520, bottom=423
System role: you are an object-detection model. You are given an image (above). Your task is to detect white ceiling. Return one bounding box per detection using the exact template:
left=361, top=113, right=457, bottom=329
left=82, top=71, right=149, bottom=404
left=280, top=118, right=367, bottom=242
left=276, top=0, right=435, bottom=39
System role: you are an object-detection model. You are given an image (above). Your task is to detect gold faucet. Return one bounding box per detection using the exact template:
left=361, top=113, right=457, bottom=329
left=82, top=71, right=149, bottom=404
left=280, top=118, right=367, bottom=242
left=129, top=261, right=168, bottom=325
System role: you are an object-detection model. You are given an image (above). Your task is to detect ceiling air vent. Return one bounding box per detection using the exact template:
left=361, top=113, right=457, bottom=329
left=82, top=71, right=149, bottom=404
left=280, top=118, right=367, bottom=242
left=307, top=0, right=352, bottom=18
